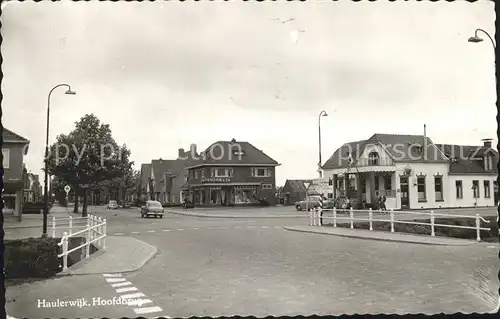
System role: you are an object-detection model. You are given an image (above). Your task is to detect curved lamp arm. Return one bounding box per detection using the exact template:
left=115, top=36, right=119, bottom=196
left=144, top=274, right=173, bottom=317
left=474, top=28, right=496, bottom=49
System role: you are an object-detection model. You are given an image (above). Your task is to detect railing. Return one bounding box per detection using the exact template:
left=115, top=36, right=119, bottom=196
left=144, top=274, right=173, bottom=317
left=309, top=207, right=491, bottom=241
left=355, top=157, right=394, bottom=167
left=56, top=214, right=107, bottom=272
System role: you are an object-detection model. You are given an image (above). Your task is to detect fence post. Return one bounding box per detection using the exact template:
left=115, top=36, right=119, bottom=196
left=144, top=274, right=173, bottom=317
left=69, top=216, right=73, bottom=236
left=349, top=207, right=354, bottom=229
left=369, top=208, right=373, bottom=231
left=62, top=232, right=68, bottom=272
left=475, top=213, right=481, bottom=242
left=86, top=216, right=91, bottom=259
left=430, top=210, right=435, bottom=237
left=103, top=218, right=107, bottom=250
left=98, top=217, right=103, bottom=248
left=333, top=208, right=337, bottom=228
left=52, top=216, right=56, bottom=238
left=390, top=208, right=395, bottom=233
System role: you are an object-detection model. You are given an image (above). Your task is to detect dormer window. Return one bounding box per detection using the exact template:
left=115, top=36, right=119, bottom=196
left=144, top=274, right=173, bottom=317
left=484, top=155, right=494, bottom=171
left=368, top=152, right=379, bottom=165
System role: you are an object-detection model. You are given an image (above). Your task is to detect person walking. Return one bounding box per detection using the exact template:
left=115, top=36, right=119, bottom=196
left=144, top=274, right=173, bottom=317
left=380, top=195, right=387, bottom=212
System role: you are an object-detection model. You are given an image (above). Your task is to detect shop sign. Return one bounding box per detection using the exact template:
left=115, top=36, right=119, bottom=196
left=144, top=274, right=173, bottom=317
left=201, top=177, right=231, bottom=183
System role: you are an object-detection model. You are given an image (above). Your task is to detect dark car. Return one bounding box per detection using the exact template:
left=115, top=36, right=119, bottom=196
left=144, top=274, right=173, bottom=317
left=140, top=200, right=164, bottom=218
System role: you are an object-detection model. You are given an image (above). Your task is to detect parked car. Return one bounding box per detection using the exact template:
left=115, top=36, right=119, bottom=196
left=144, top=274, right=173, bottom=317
left=295, top=195, right=323, bottom=211
left=107, top=200, right=119, bottom=209
left=120, top=201, right=132, bottom=208
left=140, top=200, right=164, bottom=218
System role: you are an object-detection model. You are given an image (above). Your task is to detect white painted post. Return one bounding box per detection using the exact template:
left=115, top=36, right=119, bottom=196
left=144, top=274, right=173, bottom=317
left=349, top=207, right=354, bottom=229
left=316, top=207, right=321, bottom=226
left=85, top=216, right=91, bottom=259
left=69, top=216, right=73, bottom=236
left=369, top=208, right=373, bottom=231
left=103, top=219, right=107, bottom=250
left=98, top=217, right=103, bottom=248
left=312, top=209, right=317, bottom=226
left=390, top=208, right=394, bottom=233
left=333, top=207, right=337, bottom=228
left=475, top=213, right=481, bottom=242
left=309, top=209, right=313, bottom=226
left=62, top=232, right=69, bottom=272
left=430, top=210, right=435, bottom=237
left=52, top=216, right=56, bottom=238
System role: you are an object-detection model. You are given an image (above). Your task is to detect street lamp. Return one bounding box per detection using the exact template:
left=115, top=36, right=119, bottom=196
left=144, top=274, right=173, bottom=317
left=42, top=84, right=76, bottom=238
left=468, top=28, right=496, bottom=49
left=318, top=110, right=328, bottom=178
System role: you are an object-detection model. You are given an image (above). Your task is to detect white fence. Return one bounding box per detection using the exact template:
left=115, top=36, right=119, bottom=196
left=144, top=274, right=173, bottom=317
left=309, top=207, right=492, bottom=241
left=53, top=214, right=107, bottom=272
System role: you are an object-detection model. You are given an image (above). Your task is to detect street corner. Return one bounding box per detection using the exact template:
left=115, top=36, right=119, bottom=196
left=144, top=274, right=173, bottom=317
left=67, top=236, right=158, bottom=275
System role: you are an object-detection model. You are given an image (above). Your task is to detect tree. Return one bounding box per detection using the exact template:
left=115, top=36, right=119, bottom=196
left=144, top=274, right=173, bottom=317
left=45, top=114, right=132, bottom=216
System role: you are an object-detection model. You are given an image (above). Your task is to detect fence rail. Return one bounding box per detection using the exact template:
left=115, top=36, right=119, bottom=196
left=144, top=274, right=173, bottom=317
left=53, top=214, right=107, bottom=272
left=309, top=207, right=491, bottom=241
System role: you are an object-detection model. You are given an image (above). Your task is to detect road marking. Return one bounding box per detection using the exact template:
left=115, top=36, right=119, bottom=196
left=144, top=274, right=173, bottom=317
left=114, top=233, right=124, bottom=235
left=127, top=298, right=153, bottom=306
left=261, top=226, right=268, bottom=228
left=116, top=286, right=138, bottom=293
left=102, top=273, right=122, bottom=277
left=162, top=229, right=171, bottom=232
left=193, top=228, right=199, bottom=230
left=133, top=306, right=163, bottom=315
left=111, top=281, right=133, bottom=287
left=106, top=278, right=126, bottom=283
left=131, top=232, right=140, bottom=234
left=147, top=230, right=155, bottom=233
left=120, top=292, right=145, bottom=299
left=178, top=229, right=185, bottom=231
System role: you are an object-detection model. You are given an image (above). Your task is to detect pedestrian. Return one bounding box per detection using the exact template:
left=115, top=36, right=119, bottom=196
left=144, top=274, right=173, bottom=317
left=380, top=195, right=387, bottom=212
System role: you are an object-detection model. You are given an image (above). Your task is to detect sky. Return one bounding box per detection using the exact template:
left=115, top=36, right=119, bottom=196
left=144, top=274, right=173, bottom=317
left=1, top=0, right=496, bottom=186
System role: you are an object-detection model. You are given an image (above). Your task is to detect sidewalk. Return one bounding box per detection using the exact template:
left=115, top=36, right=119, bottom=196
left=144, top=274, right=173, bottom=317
left=61, top=235, right=157, bottom=275
left=284, top=225, right=481, bottom=246
left=166, top=208, right=307, bottom=219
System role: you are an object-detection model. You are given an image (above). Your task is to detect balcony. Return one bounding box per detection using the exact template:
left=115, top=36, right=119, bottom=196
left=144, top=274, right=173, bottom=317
left=355, top=157, right=394, bottom=167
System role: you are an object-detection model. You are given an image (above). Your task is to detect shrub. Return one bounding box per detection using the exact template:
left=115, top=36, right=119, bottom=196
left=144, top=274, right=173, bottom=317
left=4, top=237, right=61, bottom=279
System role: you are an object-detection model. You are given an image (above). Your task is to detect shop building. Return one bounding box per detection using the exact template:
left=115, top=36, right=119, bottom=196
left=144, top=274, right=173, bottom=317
left=183, top=139, right=280, bottom=206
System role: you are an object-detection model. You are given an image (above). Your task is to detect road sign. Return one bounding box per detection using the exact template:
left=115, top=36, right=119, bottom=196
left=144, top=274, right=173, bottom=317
left=64, top=185, right=71, bottom=194
left=303, top=182, right=311, bottom=190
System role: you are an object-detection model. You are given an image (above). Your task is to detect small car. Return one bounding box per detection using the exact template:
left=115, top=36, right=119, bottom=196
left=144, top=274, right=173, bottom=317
left=295, top=195, right=323, bottom=211
left=140, top=200, right=164, bottom=218
left=107, top=200, right=119, bottom=209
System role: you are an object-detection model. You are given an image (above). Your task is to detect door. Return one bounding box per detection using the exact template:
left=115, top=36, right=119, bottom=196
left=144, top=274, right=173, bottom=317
left=400, top=176, right=409, bottom=209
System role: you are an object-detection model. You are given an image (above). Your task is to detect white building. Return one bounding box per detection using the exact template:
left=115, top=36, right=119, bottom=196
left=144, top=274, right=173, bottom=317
left=321, top=133, right=498, bottom=210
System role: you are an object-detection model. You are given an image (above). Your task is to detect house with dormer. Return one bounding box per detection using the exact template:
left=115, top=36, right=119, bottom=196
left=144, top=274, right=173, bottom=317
left=182, top=139, right=280, bottom=206
left=321, top=133, right=497, bottom=210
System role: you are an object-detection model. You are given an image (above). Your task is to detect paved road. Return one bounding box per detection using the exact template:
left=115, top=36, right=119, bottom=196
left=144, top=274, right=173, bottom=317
left=7, top=206, right=498, bottom=317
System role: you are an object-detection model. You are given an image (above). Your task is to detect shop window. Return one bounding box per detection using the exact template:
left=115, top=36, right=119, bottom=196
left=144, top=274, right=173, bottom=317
left=383, top=175, right=392, bottom=190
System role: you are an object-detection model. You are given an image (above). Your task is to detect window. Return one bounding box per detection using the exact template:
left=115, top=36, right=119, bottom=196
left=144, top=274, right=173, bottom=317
left=455, top=180, right=463, bottom=199
left=434, top=176, right=443, bottom=201
left=472, top=180, right=480, bottom=198
left=383, top=175, right=392, bottom=190
left=211, top=168, right=233, bottom=177
left=251, top=167, right=271, bottom=177
left=417, top=176, right=426, bottom=202
left=200, top=169, right=205, bottom=178
left=374, top=176, right=379, bottom=190
left=261, top=184, right=273, bottom=190
left=368, top=152, right=379, bottom=165
left=328, top=178, right=333, bottom=186
left=484, top=180, right=491, bottom=198
left=484, top=156, right=494, bottom=171
left=327, top=193, right=333, bottom=199
left=194, top=170, right=201, bottom=179
left=361, top=178, right=366, bottom=193
left=2, top=149, right=9, bottom=169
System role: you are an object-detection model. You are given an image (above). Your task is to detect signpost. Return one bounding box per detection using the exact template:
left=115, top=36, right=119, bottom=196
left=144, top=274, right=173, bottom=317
left=303, top=181, right=311, bottom=212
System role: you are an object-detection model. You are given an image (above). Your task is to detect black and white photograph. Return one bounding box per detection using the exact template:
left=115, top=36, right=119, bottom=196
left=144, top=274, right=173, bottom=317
left=2, top=0, right=498, bottom=318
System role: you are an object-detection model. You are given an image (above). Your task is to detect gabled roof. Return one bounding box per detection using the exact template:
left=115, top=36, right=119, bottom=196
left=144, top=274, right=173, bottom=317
left=2, top=128, right=30, bottom=143
left=322, top=133, right=448, bottom=169
left=151, top=159, right=178, bottom=192
left=435, top=144, right=498, bottom=174
left=283, top=179, right=313, bottom=194
left=187, top=139, right=279, bottom=167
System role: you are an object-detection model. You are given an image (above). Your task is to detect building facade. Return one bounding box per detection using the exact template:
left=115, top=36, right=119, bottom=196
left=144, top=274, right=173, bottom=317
left=2, top=128, right=30, bottom=220
left=321, top=133, right=497, bottom=210
left=183, top=139, right=280, bottom=206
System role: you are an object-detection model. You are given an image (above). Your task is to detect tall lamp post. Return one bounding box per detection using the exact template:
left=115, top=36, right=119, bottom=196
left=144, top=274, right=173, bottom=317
left=42, top=84, right=76, bottom=238
left=318, top=110, right=328, bottom=178
left=468, top=28, right=498, bottom=313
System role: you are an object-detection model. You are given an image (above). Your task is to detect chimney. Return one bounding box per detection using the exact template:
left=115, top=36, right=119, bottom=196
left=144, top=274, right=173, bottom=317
left=482, top=138, right=493, bottom=148
left=178, top=148, right=185, bottom=159
left=423, top=124, right=427, bottom=160
left=190, top=143, right=197, bottom=155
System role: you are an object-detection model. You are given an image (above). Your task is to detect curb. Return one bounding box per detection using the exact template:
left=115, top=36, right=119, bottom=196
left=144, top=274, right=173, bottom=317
left=166, top=210, right=306, bottom=219
left=58, top=237, right=158, bottom=276
left=283, top=227, right=477, bottom=246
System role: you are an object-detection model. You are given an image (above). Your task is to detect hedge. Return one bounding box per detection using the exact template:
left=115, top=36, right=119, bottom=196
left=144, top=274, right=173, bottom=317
left=4, top=236, right=99, bottom=279
left=324, top=215, right=499, bottom=242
